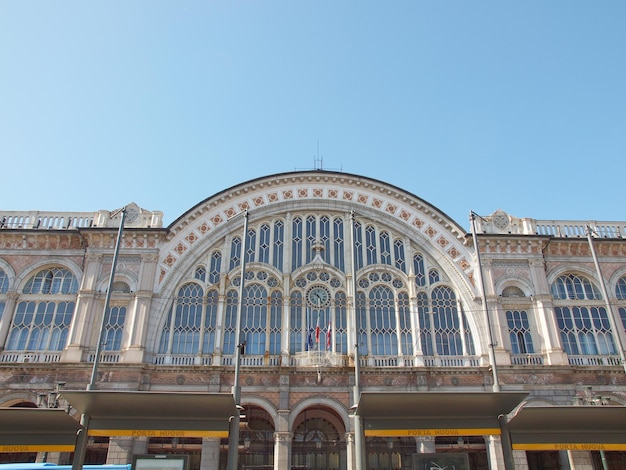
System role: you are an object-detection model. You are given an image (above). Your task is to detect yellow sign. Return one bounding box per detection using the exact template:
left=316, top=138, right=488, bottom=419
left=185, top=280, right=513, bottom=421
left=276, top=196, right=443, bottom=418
left=88, top=429, right=228, bottom=438
left=0, top=445, right=74, bottom=453
left=365, top=428, right=501, bottom=437
left=513, top=443, right=626, bottom=451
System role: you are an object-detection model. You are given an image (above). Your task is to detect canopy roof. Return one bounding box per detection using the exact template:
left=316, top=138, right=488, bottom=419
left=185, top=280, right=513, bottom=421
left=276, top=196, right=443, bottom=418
left=60, top=391, right=237, bottom=435
left=508, top=405, right=626, bottom=449
left=0, top=408, right=81, bottom=451
left=356, top=391, right=528, bottom=436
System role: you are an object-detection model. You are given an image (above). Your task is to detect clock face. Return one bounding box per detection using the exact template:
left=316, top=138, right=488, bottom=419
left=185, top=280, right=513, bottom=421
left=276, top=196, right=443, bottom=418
left=307, top=286, right=330, bottom=307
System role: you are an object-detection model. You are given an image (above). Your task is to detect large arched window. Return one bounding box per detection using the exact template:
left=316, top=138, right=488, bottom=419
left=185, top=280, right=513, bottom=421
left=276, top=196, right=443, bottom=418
left=369, top=285, right=397, bottom=356
left=222, top=273, right=282, bottom=356
left=159, top=283, right=204, bottom=355
left=354, top=272, right=412, bottom=357
left=6, top=268, right=77, bottom=351
left=417, top=286, right=474, bottom=357
left=552, top=273, right=616, bottom=356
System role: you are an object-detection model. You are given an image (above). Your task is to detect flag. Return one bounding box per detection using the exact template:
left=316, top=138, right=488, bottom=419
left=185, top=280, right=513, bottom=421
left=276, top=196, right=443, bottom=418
left=306, top=328, right=313, bottom=351
left=326, top=320, right=331, bottom=349
left=315, top=314, right=320, bottom=344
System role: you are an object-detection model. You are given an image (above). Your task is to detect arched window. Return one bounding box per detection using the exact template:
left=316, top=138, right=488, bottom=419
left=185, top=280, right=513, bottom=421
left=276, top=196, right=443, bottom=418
left=413, top=254, right=426, bottom=287
left=103, top=306, right=126, bottom=351
left=223, top=290, right=239, bottom=355
left=334, top=292, right=347, bottom=354
left=502, top=286, right=525, bottom=298
left=551, top=273, right=601, bottom=300
left=159, top=283, right=204, bottom=355
left=273, top=220, right=284, bottom=270
left=241, top=284, right=267, bottom=355
left=506, top=310, right=534, bottom=354
left=259, top=224, right=271, bottom=264
left=616, top=276, right=626, bottom=334
left=394, top=239, right=406, bottom=273
left=292, top=217, right=303, bottom=271
left=6, top=268, right=77, bottom=351
left=203, top=290, right=219, bottom=353
left=229, top=237, right=242, bottom=271
left=333, top=217, right=344, bottom=271
left=379, top=231, right=391, bottom=265
left=0, top=269, right=8, bottom=293
left=0, top=268, right=9, bottom=325
left=398, top=292, right=412, bottom=355
left=417, top=286, right=474, bottom=357
left=209, top=251, right=221, bottom=284
left=289, top=291, right=303, bottom=354
left=194, top=266, right=206, bottom=283
left=366, top=226, right=378, bottom=265
left=369, top=285, right=397, bottom=356
left=551, top=274, right=616, bottom=356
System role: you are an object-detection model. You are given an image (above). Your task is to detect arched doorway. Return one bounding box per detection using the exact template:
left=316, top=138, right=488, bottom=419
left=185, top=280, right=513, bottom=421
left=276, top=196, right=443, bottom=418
left=0, top=401, right=39, bottom=464
left=292, top=406, right=346, bottom=470
left=218, top=405, right=275, bottom=470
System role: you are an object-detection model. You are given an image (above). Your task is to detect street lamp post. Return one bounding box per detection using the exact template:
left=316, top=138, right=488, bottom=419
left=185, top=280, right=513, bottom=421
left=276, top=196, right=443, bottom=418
left=227, top=210, right=249, bottom=470
left=72, top=207, right=126, bottom=470
left=349, top=210, right=365, bottom=470
left=585, top=225, right=626, bottom=374
left=470, top=212, right=500, bottom=392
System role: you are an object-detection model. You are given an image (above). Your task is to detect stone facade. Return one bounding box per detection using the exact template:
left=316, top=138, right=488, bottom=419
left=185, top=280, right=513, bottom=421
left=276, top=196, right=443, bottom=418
left=1, top=172, right=625, bottom=470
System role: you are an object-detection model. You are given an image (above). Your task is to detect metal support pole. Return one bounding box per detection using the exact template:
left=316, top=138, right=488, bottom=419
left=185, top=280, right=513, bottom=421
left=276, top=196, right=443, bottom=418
left=72, top=208, right=126, bottom=470
left=227, top=210, right=249, bottom=470
left=470, top=212, right=500, bottom=392
left=498, top=414, right=515, bottom=470
left=349, top=210, right=365, bottom=470
left=586, top=225, right=626, bottom=374
left=89, top=207, right=127, bottom=390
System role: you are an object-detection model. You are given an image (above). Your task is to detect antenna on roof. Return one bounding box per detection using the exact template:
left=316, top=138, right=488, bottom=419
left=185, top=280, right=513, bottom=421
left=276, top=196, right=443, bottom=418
left=314, top=141, right=323, bottom=170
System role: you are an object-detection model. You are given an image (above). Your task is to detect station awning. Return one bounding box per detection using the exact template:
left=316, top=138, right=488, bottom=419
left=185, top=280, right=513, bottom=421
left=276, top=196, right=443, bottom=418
left=0, top=408, right=82, bottom=452
left=356, top=391, right=528, bottom=437
left=507, top=406, right=626, bottom=451
left=61, top=391, right=237, bottom=438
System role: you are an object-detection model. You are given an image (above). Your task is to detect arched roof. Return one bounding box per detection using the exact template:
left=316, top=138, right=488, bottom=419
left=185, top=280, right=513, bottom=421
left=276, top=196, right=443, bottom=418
left=156, top=170, right=475, bottom=299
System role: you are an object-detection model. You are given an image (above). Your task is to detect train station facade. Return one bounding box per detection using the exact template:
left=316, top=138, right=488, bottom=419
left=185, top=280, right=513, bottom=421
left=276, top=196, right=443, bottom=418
left=1, top=170, right=625, bottom=470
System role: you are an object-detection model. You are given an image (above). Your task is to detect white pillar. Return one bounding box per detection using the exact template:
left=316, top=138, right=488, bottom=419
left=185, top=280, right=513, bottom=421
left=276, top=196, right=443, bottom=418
left=486, top=434, right=505, bottom=470
left=567, top=450, right=595, bottom=470
left=106, top=436, right=148, bottom=464
left=345, top=433, right=355, bottom=470
left=273, top=432, right=291, bottom=470
left=200, top=438, right=220, bottom=470
left=415, top=436, right=435, bottom=454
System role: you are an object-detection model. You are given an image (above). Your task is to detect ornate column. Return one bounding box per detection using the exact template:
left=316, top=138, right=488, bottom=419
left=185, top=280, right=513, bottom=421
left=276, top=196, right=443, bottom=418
left=63, top=252, right=102, bottom=361
left=124, top=253, right=158, bottom=363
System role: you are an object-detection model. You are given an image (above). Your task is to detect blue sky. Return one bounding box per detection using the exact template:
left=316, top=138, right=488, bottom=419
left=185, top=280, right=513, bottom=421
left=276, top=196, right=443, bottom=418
left=1, top=1, right=624, bottom=230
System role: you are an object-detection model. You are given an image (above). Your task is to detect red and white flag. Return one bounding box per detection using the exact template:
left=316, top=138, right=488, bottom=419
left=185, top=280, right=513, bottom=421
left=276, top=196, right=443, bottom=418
left=326, top=320, right=332, bottom=349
